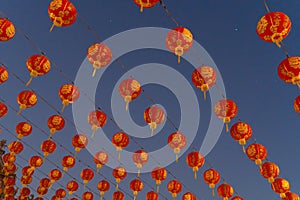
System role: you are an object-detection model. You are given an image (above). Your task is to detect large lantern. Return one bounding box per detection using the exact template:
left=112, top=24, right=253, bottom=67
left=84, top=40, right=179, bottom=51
left=132, top=149, right=148, bottom=176
left=168, top=132, right=186, bottom=162
left=87, top=43, right=112, bottom=77
left=97, top=180, right=110, bottom=200
left=133, top=0, right=159, bottom=12
left=144, top=105, right=165, bottom=136
left=80, top=168, right=94, bottom=188
left=48, top=0, right=77, bottom=32
left=230, top=121, right=253, bottom=152
left=55, top=188, right=67, bottom=199
left=3, top=176, right=16, bottom=187
left=0, top=102, right=8, bottom=118
left=278, top=56, right=300, bottom=88
left=146, top=191, right=159, bottom=200
left=17, top=90, right=37, bottom=114
left=271, top=178, right=290, bottom=198
left=0, top=66, right=8, bottom=84
left=82, top=191, right=94, bottom=200
left=282, top=192, right=300, bottom=200
left=260, top=162, right=280, bottom=183
left=58, top=84, right=80, bottom=112
left=182, top=192, right=196, bottom=200
left=112, top=132, right=130, bottom=160
left=203, top=168, right=221, bottom=196
left=112, top=166, right=127, bottom=190
left=88, top=110, right=107, bottom=138
left=47, top=115, right=65, bottom=137
left=191, top=66, right=217, bottom=100
left=246, top=143, right=267, bottom=165
left=2, top=153, right=16, bottom=166
left=25, top=54, right=51, bottom=86
left=72, top=134, right=88, bottom=156
left=214, top=99, right=238, bottom=132
left=118, top=78, right=142, bottom=110
left=66, top=180, right=79, bottom=196
left=29, top=155, right=43, bottom=169
left=62, top=155, right=76, bottom=172
left=256, top=12, right=291, bottom=47
left=8, top=141, right=24, bottom=155
left=166, top=27, right=193, bottom=63
left=93, top=151, right=108, bottom=173
left=167, top=180, right=182, bottom=199
left=3, top=163, right=17, bottom=176
left=15, top=122, right=32, bottom=139
left=113, top=191, right=124, bottom=200
left=49, top=169, right=62, bottom=184
left=186, top=151, right=205, bottom=179
left=217, top=183, right=234, bottom=200
left=0, top=18, right=15, bottom=41
left=41, top=139, right=57, bottom=158
left=130, top=179, right=143, bottom=200
left=151, top=167, right=167, bottom=192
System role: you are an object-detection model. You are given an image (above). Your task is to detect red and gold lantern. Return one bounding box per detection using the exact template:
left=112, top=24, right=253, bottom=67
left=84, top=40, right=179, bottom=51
left=58, top=84, right=80, bottom=112
left=132, top=149, right=148, bottom=176
left=82, top=191, right=94, bottom=200
left=20, top=176, right=32, bottom=187
left=230, top=121, right=253, bottom=152
left=151, top=167, right=167, bottom=192
left=29, top=155, right=43, bottom=169
left=0, top=18, right=15, bottom=41
left=49, top=169, right=62, bottom=184
left=66, top=180, right=79, bottom=196
left=282, top=192, right=299, bottom=200
left=112, top=166, right=127, bottom=190
left=72, top=134, right=88, bottom=156
left=37, top=186, right=48, bottom=197
left=55, top=188, right=66, bottom=199
left=232, top=196, right=244, bottom=200
left=88, top=110, right=107, bottom=138
left=167, top=180, right=182, bottom=199
left=278, top=56, right=300, bottom=88
left=97, top=180, right=110, bottom=200
left=93, top=151, right=108, bottom=173
left=15, top=122, right=32, bottom=139
left=118, top=78, right=142, bottom=110
left=246, top=143, right=267, bottom=165
left=62, top=155, right=76, bottom=172
left=80, top=168, right=94, bottom=188
left=146, top=191, right=159, bottom=200
left=8, top=141, right=24, bottom=155
left=113, top=191, right=124, bottom=200
left=186, top=151, right=205, bottom=179
left=203, top=168, right=221, bottom=196
left=294, top=95, right=300, bottom=114
left=112, top=132, right=129, bottom=160
left=271, top=178, right=290, bottom=198
left=0, top=66, right=8, bottom=84
left=17, top=90, right=37, bottom=114
left=47, top=115, right=65, bottom=137
left=144, top=105, right=165, bottom=136
left=214, top=99, right=238, bottom=132
left=182, top=192, right=196, bottom=200
left=40, top=178, right=51, bottom=189
left=0, top=102, right=8, bottom=118
left=41, top=139, right=57, bottom=158
left=133, top=0, right=159, bottom=12
left=2, top=153, right=16, bottom=166
left=19, top=187, right=31, bottom=197
left=22, top=166, right=34, bottom=178
left=3, top=163, right=17, bottom=176
left=168, top=132, right=186, bottom=162
left=130, top=179, right=143, bottom=200
left=217, top=183, right=234, bottom=200
left=3, top=176, right=16, bottom=187
left=260, top=162, right=280, bottom=183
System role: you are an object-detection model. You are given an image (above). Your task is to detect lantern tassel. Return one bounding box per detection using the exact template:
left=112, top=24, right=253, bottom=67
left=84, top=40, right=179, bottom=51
left=134, top=195, right=137, bottom=200
left=125, top=101, right=129, bottom=111
left=50, top=23, right=55, bottom=32
left=175, top=154, right=178, bottom=162
left=26, top=77, right=33, bottom=87
left=140, top=6, right=143, bottom=12
left=116, top=183, right=119, bottom=190
left=100, top=195, right=103, bottom=200
left=242, top=145, right=245, bottom=153
left=226, top=123, right=229, bottom=132
left=17, top=108, right=25, bottom=115
left=156, top=185, right=160, bottom=193
left=118, top=152, right=121, bottom=161
left=151, top=127, right=154, bottom=136
left=91, top=130, right=96, bottom=138
left=61, top=105, right=66, bottom=112
left=203, top=91, right=206, bottom=100
left=96, top=168, right=100, bottom=174
left=92, top=68, right=97, bottom=77
left=212, top=189, right=215, bottom=196
left=138, top=168, right=141, bottom=177
left=178, top=55, right=181, bottom=63
left=194, top=171, right=197, bottom=180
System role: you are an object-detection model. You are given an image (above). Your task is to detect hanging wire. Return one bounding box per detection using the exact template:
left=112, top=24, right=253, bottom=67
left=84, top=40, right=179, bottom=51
left=159, top=0, right=180, bottom=27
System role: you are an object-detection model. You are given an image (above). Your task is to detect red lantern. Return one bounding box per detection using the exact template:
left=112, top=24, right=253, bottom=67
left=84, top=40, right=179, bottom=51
left=49, top=169, right=62, bottom=184
left=214, top=99, right=238, bottom=132
left=132, top=149, right=148, bottom=176
left=186, top=151, right=205, bottom=179
left=3, top=176, right=16, bottom=187
left=167, top=180, right=182, bottom=199
left=97, top=180, right=110, bottom=200
left=55, top=188, right=66, bottom=199
left=19, top=187, right=31, bottom=197
left=256, top=12, right=291, bottom=47
left=144, top=105, right=165, bottom=136
left=166, top=27, right=193, bottom=63
left=168, top=132, right=186, bottom=162
left=66, top=180, right=79, bottom=196
left=0, top=102, right=8, bottom=118
left=232, top=196, right=244, bottom=200
left=17, top=90, right=37, bottom=114
left=146, top=191, right=159, bottom=200
left=40, top=178, right=51, bottom=189
left=260, top=162, right=280, bottom=183
left=203, top=168, right=221, bottom=196
left=80, top=168, right=94, bottom=188
left=87, top=43, right=112, bottom=77
left=0, top=18, right=15, bottom=41
left=118, top=78, right=142, bottom=110
left=112, top=132, right=129, bottom=160
left=0, top=66, right=8, bottom=84
left=58, top=84, right=80, bottom=112
left=47, top=115, right=65, bottom=137
left=271, top=178, right=290, bottom=198
left=113, top=191, right=124, bottom=200
left=130, top=179, right=143, bottom=200
left=15, top=122, right=32, bottom=139
left=230, top=121, right=253, bottom=152
left=2, top=153, right=16, bottom=166
left=37, top=186, right=48, bottom=197
left=72, top=134, right=88, bottom=156
left=151, top=167, right=167, bottom=192
left=133, top=0, right=159, bottom=12
left=48, top=0, right=77, bottom=32
left=294, top=95, right=300, bottom=114
left=8, top=141, right=24, bottom=155
left=4, top=186, right=15, bottom=197
left=112, top=166, right=127, bottom=190
left=25, top=54, right=51, bottom=86
left=217, top=183, right=234, bottom=200
left=192, top=66, right=217, bottom=100
left=278, top=57, right=300, bottom=88
left=20, top=176, right=32, bottom=187
left=182, top=192, right=196, bottom=200
left=282, top=192, right=300, bottom=200
left=62, top=155, right=76, bottom=171
left=3, top=163, right=17, bottom=176
left=87, top=110, right=107, bottom=138
left=82, top=191, right=94, bottom=200
left=22, top=166, right=34, bottom=178
left=41, top=139, right=57, bottom=158
left=29, top=155, right=43, bottom=169
left=246, top=143, right=267, bottom=165
left=93, top=151, right=108, bottom=173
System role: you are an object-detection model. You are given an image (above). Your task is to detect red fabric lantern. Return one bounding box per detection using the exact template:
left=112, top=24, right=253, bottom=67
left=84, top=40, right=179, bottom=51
left=17, top=90, right=37, bottom=114
left=214, top=99, right=238, bottom=132
left=256, top=12, right=291, bottom=47
left=133, top=0, right=159, bottom=12
left=217, top=183, right=234, bottom=200
left=48, top=0, right=77, bottom=31
left=246, top=143, right=267, bottom=165
left=186, top=151, right=205, bottom=179
left=19, top=187, right=31, bottom=197
left=41, top=139, right=57, bottom=157
left=93, top=151, right=108, bottom=173
left=15, top=122, right=32, bottom=139
left=278, top=57, right=300, bottom=88
left=88, top=110, right=107, bottom=137
left=2, top=153, right=16, bottom=167
left=49, top=169, right=62, bottom=184
left=112, top=132, right=130, bottom=160
left=294, top=95, right=300, bottom=114
left=0, top=102, right=8, bottom=118
left=40, top=178, right=51, bottom=189
left=282, top=192, right=300, bottom=200
left=4, top=186, right=15, bottom=197
left=80, top=168, right=94, bottom=188
left=66, top=180, right=79, bottom=196
left=182, top=192, right=196, bottom=200
left=55, top=188, right=66, bottom=199
left=146, top=191, right=159, bottom=200
left=29, top=155, right=43, bottom=169
left=230, top=121, right=253, bottom=152
left=25, top=54, right=51, bottom=86
left=87, top=43, right=112, bottom=77
left=58, top=84, right=80, bottom=112
left=168, top=132, right=186, bottom=162
left=191, top=66, right=217, bottom=100
left=37, top=186, right=48, bottom=197
left=144, top=105, right=165, bottom=136
left=22, top=166, right=34, bottom=178
left=130, top=179, right=143, bottom=200
left=166, top=27, right=193, bottom=63
left=0, top=18, right=15, bottom=41
left=167, top=180, right=182, bottom=199
left=260, top=162, right=280, bottom=183
left=271, top=178, right=290, bottom=198
left=113, top=191, right=124, bottom=200
left=132, top=149, right=148, bottom=176
left=3, top=163, right=17, bottom=176
left=203, top=168, right=221, bottom=196
left=112, top=166, right=127, bottom=190
left=118, top=78, right=142, bottom=110
left=231, top=196, right=244, bottom=200
left=97, top=180, right=110, bottom=200
left=62, top=155, right=76, bottom=171
left=0, top=66, right=8, bottom=84
left=151, top=167, right=167, bottom=192
left=3, top=176, right=16, bottom=187
left=82, top=191, right=94, bottom=200
left=8, top=141, right=24, bottom=155
left=20, top=176, right=32, bottom=187
left=47, top=115, right=65, bottom=137
left=72, top=134, right=88, bottom=157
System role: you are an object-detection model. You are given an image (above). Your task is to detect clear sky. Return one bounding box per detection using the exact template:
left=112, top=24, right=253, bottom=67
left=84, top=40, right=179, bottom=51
left=1, top=0, right=300, bottom=199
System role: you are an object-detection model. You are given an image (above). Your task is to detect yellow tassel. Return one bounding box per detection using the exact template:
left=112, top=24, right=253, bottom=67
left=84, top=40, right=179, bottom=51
left=226, top=123, right=229, bottom=132
left=100, top=195, right=103, bottom=200
left=26, top=77, right=33, bottom=86
left=194, top=171, right=197, bottom=180
left=156, top=185, right=160, bottom=193
left=242, top=145, right=245, bottom=153
left=125, top=101, right=129, bottom=111
left=91, top=130, right=96, bottom=138
left=92, top=68, right=97, bottom=77
left=203, top=91, right=206, bottom=100
left=116, top=183, right=119, bottom=190
left=176, top=154, right=178, bottom=162
left=212, top=189, right=215, bottom=196
left=50, top=23, right=55, bottom=32
left=138, top=168, right=141, bottom=177
left=118, top=152, right=121, bottom=161
left=140, top=6, right=143, bottom=12
left=61, top=105, right=66, bottom=112
left=177, top=55, right=181, bottom=63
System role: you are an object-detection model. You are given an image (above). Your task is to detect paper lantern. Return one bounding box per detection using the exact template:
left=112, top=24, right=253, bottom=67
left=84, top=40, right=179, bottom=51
left=40, top=178, right=51, bottom=189
left=133, top=0, right=159, bottom=12
left=20, top=175, right=32, bottom=187
left=186, top=151, right=205, bottom=179
left=80, top=168, right=94, bottom=188
left=203, top=168, right=221, bottom=196
left=93, top=151, right=108, bottom=173
left=112, top=132, right=130, bottom=160
left=130, top=179, right=143, bottom=200
left=144, top=105, right=165, bottom=136
left=15, top=122, right=32, bottom=139
left=278, top=56, right=300, bottom=88
left=2, top=153, right=16, bottom=166
left=22, top=166, right=34, bottom=178
left=58, top=84, right=80, bottom=112
left=3, top=176, right=16, bottom=187
left=230, top=121, right=253, bottom=152
left=167, top=180, right=182, bottom=199
left=66, top=180, right=79, bottom=196
left=97, top=180, right=110, bottom=200
left=82, top=191, right=94, bottom=200
left=88, top=110, right=107, bottom=138
left=231, top=196, right=244, bottom=200
left=132, top=149, right=148, bottom=176
left=0, top=102, right=8, bottom=118
left=41, top=139, right=57, bottom=158
left=47, top=115, right=65, bottom=137
left=271, top=178, right=290, bottom=198
left=151, top=167, right=167, bottom=192
left=55, top=188, right=66, bottom=199
left=72, top=134, right=88, bottom=156
left=168, top=132, right=186, bottom=162
left=246, top=143, right=267, bottom=165
left=118, top=78, right=142, bottom=110
left=146, top=191, right=159, bottom=200
left=182, top=192, right=196, bottom=200
left=214, top=99, right=238, bottom=132
left=112, top=166, right=127, bottom=190
left=8, top=141, right=24, bottom=155
left=217, top=183, right=234, bottom=200
left=17, top=90, right=37, bottom=114
left=37, top=186, right=48, bottom=197
left=49, top=169, right=62, bottom=184
left=3, top=163, right=17, bottom=176
left=0, top=66, right=8, bottom=84
left=29, top=155, right=43, bottom=169
left=62, top=155, right=76, bottom=171
left=112, top=191, right=124, bottom=200
left=0, top=18, right=15, bottom=41
left=282, top=192, right=300, bottom=200
left=260, top=162, right=280, bottom=183
left=19, top=187, right=31, bottom=197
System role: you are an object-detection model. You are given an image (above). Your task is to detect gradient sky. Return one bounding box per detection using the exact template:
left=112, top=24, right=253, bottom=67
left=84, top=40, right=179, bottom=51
left=1, top=0, right=300, bottom=199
